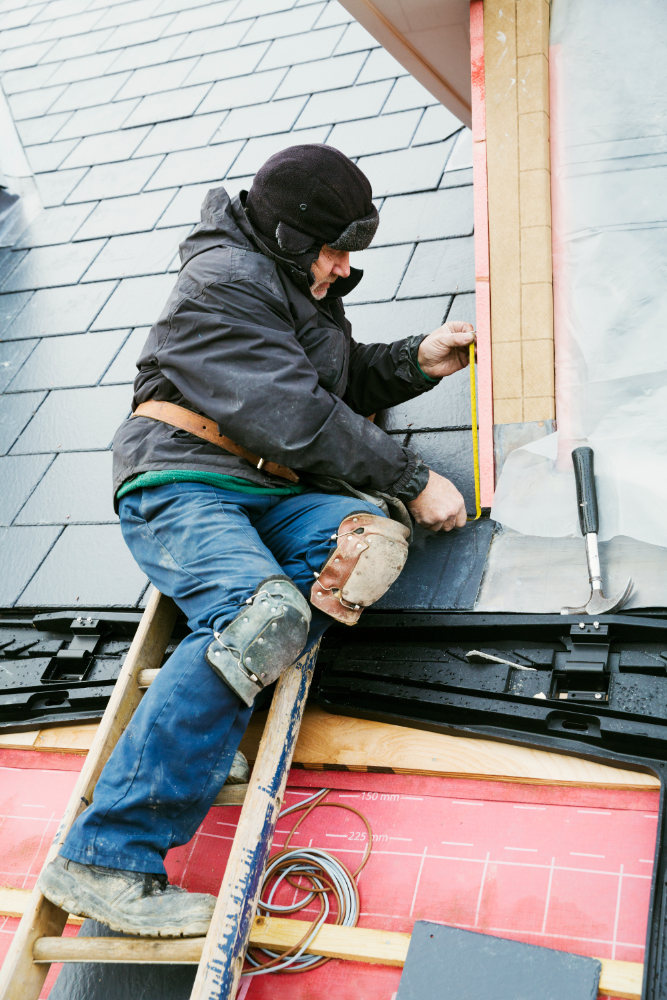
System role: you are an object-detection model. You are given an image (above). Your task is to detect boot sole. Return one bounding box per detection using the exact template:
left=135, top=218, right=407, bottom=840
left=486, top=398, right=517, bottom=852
left=38, top=868, right=213, bottom=938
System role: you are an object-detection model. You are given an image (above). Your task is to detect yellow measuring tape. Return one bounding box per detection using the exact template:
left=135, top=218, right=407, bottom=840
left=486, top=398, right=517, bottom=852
left=468, top=341, right=482, bottom=521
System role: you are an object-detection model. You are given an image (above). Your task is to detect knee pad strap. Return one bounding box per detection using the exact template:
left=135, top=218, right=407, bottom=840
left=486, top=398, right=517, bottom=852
left=206, top=577, right=311, bottom=706
left=311, top=513, right=410, bottom=625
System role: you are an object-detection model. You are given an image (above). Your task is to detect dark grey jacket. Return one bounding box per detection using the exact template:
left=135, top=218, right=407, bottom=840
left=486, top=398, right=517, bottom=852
left=112, top=188, right=439, bottom=505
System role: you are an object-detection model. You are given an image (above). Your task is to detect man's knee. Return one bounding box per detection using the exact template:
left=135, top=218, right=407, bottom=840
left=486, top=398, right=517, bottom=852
left=206, top=576, right=311, bottom=707
left=311, top=512, right=409, bottom=625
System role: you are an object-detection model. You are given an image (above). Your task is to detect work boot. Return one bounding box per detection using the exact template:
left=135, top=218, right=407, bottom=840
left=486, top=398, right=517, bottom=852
left=38, top=855, right=215, bottom=937
left=225, top=749, right=249, bottom=785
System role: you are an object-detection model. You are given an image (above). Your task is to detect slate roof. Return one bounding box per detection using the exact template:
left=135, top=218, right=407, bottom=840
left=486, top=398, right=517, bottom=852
left=0, top=0, right=475, bottom=610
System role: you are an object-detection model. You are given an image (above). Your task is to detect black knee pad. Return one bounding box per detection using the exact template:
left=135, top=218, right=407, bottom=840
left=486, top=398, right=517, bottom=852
left=205, top=576, right=311, bottom=706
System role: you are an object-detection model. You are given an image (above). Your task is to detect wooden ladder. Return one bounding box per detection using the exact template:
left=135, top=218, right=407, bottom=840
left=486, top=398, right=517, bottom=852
left=0, top=587, right=319, bottom=1000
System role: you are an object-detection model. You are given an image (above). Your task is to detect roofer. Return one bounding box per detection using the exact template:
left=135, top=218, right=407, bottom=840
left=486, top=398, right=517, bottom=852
left=38, top=145, right=475, bottom=937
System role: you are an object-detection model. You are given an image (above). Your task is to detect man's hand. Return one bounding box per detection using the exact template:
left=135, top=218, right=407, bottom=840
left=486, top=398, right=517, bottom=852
left=417, top=322, right=476, bottom=379
left=407, top=470, right=467, bottom=532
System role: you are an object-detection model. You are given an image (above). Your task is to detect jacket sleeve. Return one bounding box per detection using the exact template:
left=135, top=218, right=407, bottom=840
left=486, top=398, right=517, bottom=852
left=156, top=273, right=427, bottom=500
left=343, top=334, right=441, bottom=416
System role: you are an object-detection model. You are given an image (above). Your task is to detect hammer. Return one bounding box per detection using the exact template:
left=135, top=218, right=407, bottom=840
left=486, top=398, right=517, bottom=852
left=560, top=446, right=632, bottom=615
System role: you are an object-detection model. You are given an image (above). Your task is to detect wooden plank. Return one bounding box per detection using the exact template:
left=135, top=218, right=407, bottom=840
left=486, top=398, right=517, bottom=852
left=0, top=588, right=178, bottom=1000
left=238, top=706, right=661, bottom=790
left=29, top=702, right=660, bottom=790
left=0, top=888, right=82, bottom=925
left=31, top=921, right=643, bottom=998
left=0, top=731, right=40, bottom=751
left=33, top=724, right=98, bottom=755
left=190, top=642, right=320, bottom=1000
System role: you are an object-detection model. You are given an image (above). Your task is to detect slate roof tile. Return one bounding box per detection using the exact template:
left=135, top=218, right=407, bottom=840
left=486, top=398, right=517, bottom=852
left=196, top=67, right=286, bottom=114
left=0, top=453, right=54, bottom=526
left=18, top=113, right=76, bottom=156
left=144, top=141, right=243, bottom=188
left=0, top=290, right=33, bottom=329
left=47, top=71, right=132, bottom=113
left=0, top=22, right=51, bottom=51
left=169, top=19, right=251, bottom=58
left=33, top=0, right=93, bottom=21
left=413, top=105, right=465, bottom=146
left=448, top=291, right=476, bottom=325
left=229, top=0, right=297, bottom=19
left=5, top=329, right=129, bottom=390
left=25, top=137, right=79, bottom=172
left=101, top=325, right=147, bottom=383
left=10, top=383, right=132, bottom=453
left=81, top=225, right=191, bottom=280
left=65, top=155, right=163, bottom=201
left=378, top=368, right=472, bottom=432
left=0, top=239, right=106, bottom=291
left=16, top=523, right=148, bottom=606
left=13, top=202, right=96, bottom=247
left=102, top=34, right=186, bottom=72
left=93, top=0, right=165, bottom=30
left=226, top=125, right=328, bottom=176
left=7, top=82, right=67, bottom=119
left=34, top=166, right=87, bottom=205
left=242, top=5, right=325, bottom=44
left=445, top=127, right=473, bottom=171
left=97, top=14, right=178, bottom=51
left=296, top=79, right=393, bottom=128
left=154, top=0, right=229, bottom=13
left=163, top=0, right=237, bottom=35
left=333, top=20, right=379, bottom=55
left=60, top=126, right=151, bottom=168
left=397, top=235, right=475, bottom=298
left=382, top=75, right=440, bottom=114
left=0, top=391, right=47, bottom=455
left=74, top=188, right=177, bottom=239
left=132, top=113, right=226, bottom=157
left=257, top=24, right=345, bottom=69
left=114, top=57, right=200, bottom=101
left=41, top=50, right=119, bottom=85
left=36, top=26, right=113, bottom=61
left=0, top=39, right=55, bottom=71
left=0, top=248, right=29, bottom=283
left=355, top=46, right=408, bottom=84
left=154, top=182, right=209, bottom=225
left=0, top=524, right=62, bottom=605
left=15, top=450, right=116, bottom=524
left=345, top=243, right=414, bottom=304
left=345, top=296, right=451, bottom=346
left=0, top=5, right=47, bottom=30
left=90, top=272, right=176, bottom=328
left=53, top=98, right=140, bottom=139
left=326, top=109, right=420, bottom=157
left=375, top=187, right=474, bottom=245
left=3, top=282, right=117, bottom=337
left=213, top=94, right=306, bottom=140
left=182, top=42, right=270, bottom=88
left=36, top=11, right=109, bottom=41
left=0, top=60, right=60, bottom=93
left=358, top=137, right=457, bottom=197
left=440, top=167, right=473, bottom=188
left=0, top=339, right=39, bottom=392
left=121, top=83, right=212, bottom=128
left=273, top=51, right=366, bottom=99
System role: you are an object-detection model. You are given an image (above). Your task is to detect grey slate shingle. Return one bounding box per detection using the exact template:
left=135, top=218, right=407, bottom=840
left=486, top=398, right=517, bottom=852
left=101, top=326, right=147, bottom=383
left=183, top=42, right=270, bottom=88
left=346, top=297, right=451, bottom=345
left=295, top=79, right=393, bottom=128
left=81, top=226, right=191, bottom=281
left=214, top=94, right=307, bottom=140
left=257, top=24, right=345, bottom=69
left=90, top=273, right=175, bottom=329
left=274, top=51, right=366, bottom=99
left=25, top=137, right=80, bottom=173
left=114, top=57, right=200, bottom=101
left=0, top=453, right=54, bottom=525
left=12, top=203, right=95, bottom=247
left=326, top=109, right=420, bottom=157
left=5, top=329, right=129, bottom=391
left=15, top=450, right=116, bottom=523
left=131, top=113, right=225, bottom=157
left=16, top=111, right=72, bottom=145
left=357, top=138, right=457, bottom=198
left=8, top=83, right=66, bottom=119
left=0, top=525, right=62, bottom=605
left=122, top=83, right=212, bottom=128
left=16, top=523, right=148, bottom=606
left=0, top=239, right=106, bottom=291
left=74, top=189, right=177, bottom=239
left=170, top=20, right=251, bottom=59
left=227, top=125, right=329, bottom=176
left=375, top=187, right=474, bottom=245
left=334, top=20, right=379, bottom=55
left=398, top=236, right=475, bottom=299
left=33, top=166, right=87, bottom=205
left=48, top=71, right=132, bottom=113
left=0, top=339, right=39, bottom=392
left=10, top=383, right=132, bottom=453
left=345, top=243, right=414, bottom=304
left=41, top=49, right=118, bottom=86
left=0, top=290, right=32, bottom=328
left=60, top=126, right=151, bottom=168
left=154, top=183, right=209, bottom=226
left=4, top=282, right=116, bottom=338
left=65, top=156, right=163, bottom=201
left=0, top=391, right=47, bottom=455
left=54, top=98, right=140, bottom=139
left=143, top=141, right=243, bottom=189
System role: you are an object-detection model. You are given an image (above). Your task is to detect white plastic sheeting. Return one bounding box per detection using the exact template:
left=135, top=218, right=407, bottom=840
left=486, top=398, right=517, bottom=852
left=491, top=0, right=667, bottom=548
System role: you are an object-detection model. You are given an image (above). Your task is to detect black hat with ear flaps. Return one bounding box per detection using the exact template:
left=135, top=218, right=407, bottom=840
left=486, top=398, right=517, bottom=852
left=243, top=144, right=379, bottom=296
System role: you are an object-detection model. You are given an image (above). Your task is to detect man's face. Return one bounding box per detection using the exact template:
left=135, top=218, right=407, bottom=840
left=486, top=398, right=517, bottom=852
left=310, top=245, right=351, bottom=300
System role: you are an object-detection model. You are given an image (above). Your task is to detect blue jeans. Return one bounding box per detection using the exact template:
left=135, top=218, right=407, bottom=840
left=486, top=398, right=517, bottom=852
left=61, top=483, right=381, bottom=874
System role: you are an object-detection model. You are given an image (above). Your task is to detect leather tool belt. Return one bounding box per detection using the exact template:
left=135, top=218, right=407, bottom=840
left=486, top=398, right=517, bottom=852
left=132, top=400, right=299, bottom=483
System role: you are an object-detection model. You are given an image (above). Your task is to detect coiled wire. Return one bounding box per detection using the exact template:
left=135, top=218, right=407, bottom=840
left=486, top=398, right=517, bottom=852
left=242, top=787, right=372, bottom=976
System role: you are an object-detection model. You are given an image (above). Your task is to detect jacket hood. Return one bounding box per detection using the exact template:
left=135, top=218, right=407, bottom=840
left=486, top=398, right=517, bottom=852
left=178, top=186, right=363, bottom=299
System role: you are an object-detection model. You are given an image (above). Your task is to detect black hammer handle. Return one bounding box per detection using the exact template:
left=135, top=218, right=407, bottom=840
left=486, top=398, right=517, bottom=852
left=572, top=446, right=599, bottom=535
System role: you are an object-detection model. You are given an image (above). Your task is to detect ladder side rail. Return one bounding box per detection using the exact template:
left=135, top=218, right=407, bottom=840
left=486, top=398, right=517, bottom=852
left=0, top=588, right=178, bottom=1000
left=190, top=642, right=319, bottom=1000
